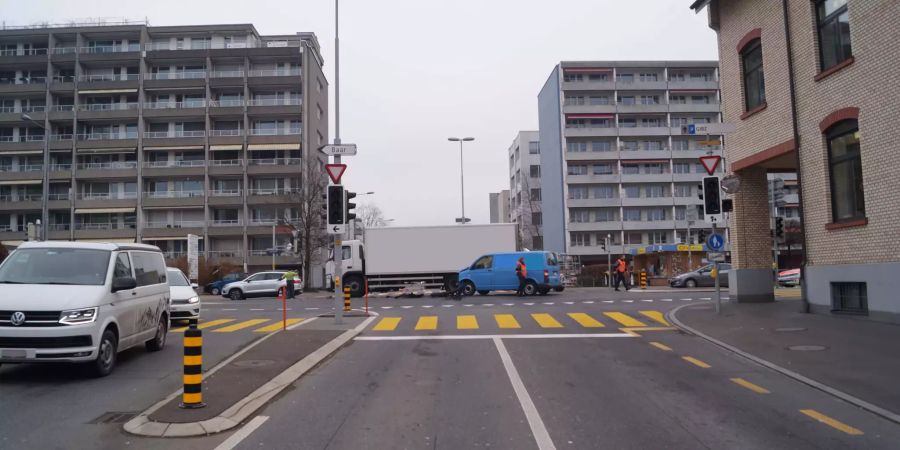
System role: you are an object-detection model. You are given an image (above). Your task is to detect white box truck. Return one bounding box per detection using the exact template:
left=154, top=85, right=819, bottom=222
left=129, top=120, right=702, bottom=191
left=330, top=223, right=517, bottom=296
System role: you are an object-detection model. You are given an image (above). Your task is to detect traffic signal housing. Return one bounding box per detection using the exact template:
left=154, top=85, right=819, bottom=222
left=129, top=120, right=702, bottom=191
left=698, top=229, right=708, bottom=245
left=775, top=217, right=784, bottom=239
left=702, top=176, right=722, bottom=215
left=327, top=185, right=345, bottom=225
left=345, top=191, right=357, bottom=222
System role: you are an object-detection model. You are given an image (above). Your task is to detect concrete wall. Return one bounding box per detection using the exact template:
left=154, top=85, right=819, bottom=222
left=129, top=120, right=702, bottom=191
left=537, top=67, right=566, bottom=253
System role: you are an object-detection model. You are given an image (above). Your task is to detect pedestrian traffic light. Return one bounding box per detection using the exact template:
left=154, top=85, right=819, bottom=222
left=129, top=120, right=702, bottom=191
left=722, top=198, right=733, bottom=213
left=775, top=217, right=784, bottom=239
left=698, top=229, right=708, bottom=244
left=327, top=185, right=345, bottom=225
left=702, top=177, right=722, bottom=216
left=345, top=191, right=357, bottom=222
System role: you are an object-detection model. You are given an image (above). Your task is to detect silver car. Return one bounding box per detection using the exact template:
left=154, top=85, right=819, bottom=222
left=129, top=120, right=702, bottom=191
left=221, top=271, right=301, bottom=300
left=670, top=263, right=731, bottom=288
left=167, top=268, right=200, bottom=323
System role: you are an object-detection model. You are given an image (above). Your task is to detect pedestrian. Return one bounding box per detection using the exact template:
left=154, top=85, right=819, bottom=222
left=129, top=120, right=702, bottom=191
left=515, top=256, right=528, bottom=297
left=614, top=256, right=630, bottom=291
left=282, top=269, right=298, bottom=299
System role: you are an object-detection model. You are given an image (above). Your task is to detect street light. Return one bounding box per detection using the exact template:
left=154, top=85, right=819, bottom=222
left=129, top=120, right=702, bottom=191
left=448, top=137, right=474, bottom=224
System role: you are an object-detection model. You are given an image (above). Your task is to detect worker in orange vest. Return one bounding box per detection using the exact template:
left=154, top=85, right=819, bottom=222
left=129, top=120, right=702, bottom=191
left=614, top=255, right=630, bottom=291
left=515, top=257, right=528, bottom=297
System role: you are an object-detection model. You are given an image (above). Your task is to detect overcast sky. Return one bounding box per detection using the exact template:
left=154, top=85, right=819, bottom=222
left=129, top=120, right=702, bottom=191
left=1, top=0, right=718, bottom=226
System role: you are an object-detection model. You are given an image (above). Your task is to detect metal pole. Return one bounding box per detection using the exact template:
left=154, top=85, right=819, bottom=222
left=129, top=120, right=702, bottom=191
left=606, top=235, right=611, bottom=289
left=459, top=140, right=465, bottom=223
left=687, top=221, right=692, bottom=272
left=713, top=223, right=721, bottom=314
left=332, top=0, right=343, bottom=324
left=271, top=224, right=276, bottom=270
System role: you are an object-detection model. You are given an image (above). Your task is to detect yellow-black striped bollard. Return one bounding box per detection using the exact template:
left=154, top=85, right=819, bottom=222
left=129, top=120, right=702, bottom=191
left=343, top=286, right=351, bottom=312
left=640, top=270, right=647, bottom=290
left=179, top=323, right=206, bottom=409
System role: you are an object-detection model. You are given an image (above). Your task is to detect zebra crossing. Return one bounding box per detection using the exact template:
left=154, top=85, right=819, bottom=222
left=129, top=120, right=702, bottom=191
left=367, top=310, right=670, bottom=333
left=170, top=318, right=306, bottom=334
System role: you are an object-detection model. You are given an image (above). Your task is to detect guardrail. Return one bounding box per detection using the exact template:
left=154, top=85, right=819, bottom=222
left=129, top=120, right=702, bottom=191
left=143, top=190, right=204, bottom=199
left=0, top=48, right=48, bottom=56
left=78, top=102, right=140, bottom=111
left=247, top=188, right=301, bottom=196
left=49, top=105, right=75, bottom=112
left=49, top=133, right=74, bottom=141
left=248, top=69, right=301, bottom=77
left=209, top=129, right=242, bottom=136
left=0, top=164, right=43, bottom=172
left=208, top=189, right=242, bottom=197
left=249, top=128, right=301, bottom=136
left=143, top=131, right=206, bottom=138
left=76, top=192, right=138, bottom=200
left=246, top=99, right=301, bottom=107
left=78, top=44, right=141, bottom=53
left=145, top=71, right=206, bottom=80
left=143, top=100, right=206, bottom=109
left=77, top=132, right=137, bottom=141
left=210, top=70, right=244, bottom=78
left=76, top=162, right=138, bottom=170
left=77, top=73, right=139, bottom=82
left=247, top=158, right=301, bottom=166
left=142, top=160, right=206, bottom=168
left=144, top=221, right=204, bottom=229
left=208, top=159, right=242, bottom=166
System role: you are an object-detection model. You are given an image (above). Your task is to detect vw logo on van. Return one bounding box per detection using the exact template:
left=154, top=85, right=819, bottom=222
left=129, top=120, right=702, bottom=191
left=10, top=312, right=26, bottom=326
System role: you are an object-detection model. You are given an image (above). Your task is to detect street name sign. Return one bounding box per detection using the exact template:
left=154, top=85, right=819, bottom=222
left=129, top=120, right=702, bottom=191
left=325, top=164, right=347, bottom=184
left=321, top=144, right=358, bottom=156
left=682, top=123, right=737, bottom=135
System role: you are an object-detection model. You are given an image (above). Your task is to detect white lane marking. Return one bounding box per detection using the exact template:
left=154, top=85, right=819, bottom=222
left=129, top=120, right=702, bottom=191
left=563, top=302, right=574, bottom=305
left=723, top=297, right=731, bottom=301
left=214, top=415, right=270, bottom=450
left=356, top=333, right=634, bottom=341
left=222, top=308, right=237, bottom=311
left=305, top=307, right=320, bottom=310
left=250, top=308, right=265, bottom=311
left=680, top=298, right=692, bottom=301
left=623, top=300, right=634, bottom=303
left=503, top=303, right=515, bottom=306
left=641, top=300, right=654, bottom=303
left=422, top=305, right=433, bottom=309
left=524, top=302, right=535, bottom=306
left=381, top=306, right=393, bottom=309
left=661, top=299, right=673, bottom=302
left=442, top=304, right=454, bottom=308
left=700, top=297, right=712, bottom=301
left=583, top=301, right=595, bottom=304
left=542, top=302, right=555, bottom=305
left=276, top=308, right=292, bottom=311
left=464, top=304, right=474, bottom=307
left=483, top=303, right=495, bottom=307
left=401, top=305, right=414, bottom=309
left=603, top=300, right=614, bottom=304
left=494, top=338, right=558, bottom=450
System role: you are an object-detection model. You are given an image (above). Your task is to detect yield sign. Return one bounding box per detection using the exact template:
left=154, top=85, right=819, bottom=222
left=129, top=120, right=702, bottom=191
left=325, top=164, right=347, bottom=184
left=699, top=155, right=721, bottom=176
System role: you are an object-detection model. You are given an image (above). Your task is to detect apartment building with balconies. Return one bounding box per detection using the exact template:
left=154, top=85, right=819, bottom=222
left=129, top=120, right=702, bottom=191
left=0, top=22, right=328, bottom=278
left=538, top=61, right=724, bottom=270
left=506, top=131, right=543, bottom=250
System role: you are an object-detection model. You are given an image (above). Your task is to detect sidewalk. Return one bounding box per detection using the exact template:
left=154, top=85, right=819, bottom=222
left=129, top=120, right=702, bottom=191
left=671, top=298, right=900, bottom=423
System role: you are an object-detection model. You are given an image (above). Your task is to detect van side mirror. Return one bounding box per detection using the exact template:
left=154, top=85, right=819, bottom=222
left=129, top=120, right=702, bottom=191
left=191, top=283, right=199, bottom=289
left=112, top=276, right=137, bottom=292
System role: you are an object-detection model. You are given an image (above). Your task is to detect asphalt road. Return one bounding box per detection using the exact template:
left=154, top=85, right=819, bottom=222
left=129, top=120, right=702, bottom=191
left=5, top=286, right=895, bottom=450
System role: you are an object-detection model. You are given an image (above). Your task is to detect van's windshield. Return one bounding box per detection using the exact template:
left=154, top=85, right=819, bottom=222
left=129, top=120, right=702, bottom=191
left=0, top=248, right=111, bottom=286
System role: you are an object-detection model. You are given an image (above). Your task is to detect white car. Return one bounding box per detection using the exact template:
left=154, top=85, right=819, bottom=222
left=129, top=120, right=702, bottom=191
left=221, top=271, right=302, bottom=300
left=166, top=268, right=200, bottom=323
left=0, top=242, right=170, bottom=377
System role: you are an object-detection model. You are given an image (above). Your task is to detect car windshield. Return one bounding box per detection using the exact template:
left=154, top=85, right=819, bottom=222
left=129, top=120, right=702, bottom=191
left=0, top=248, right=111, bottom=286
left=167, top=269, right=190, bottom=286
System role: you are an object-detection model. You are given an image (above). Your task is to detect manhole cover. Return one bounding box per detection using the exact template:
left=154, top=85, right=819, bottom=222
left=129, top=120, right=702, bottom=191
left=775, top=327, right=807, bottom=332
left=787, top=345, right=827, bottom=351
left=88, top=411, right=138, bottom=424
left=232, top=359, right=276, bottom=368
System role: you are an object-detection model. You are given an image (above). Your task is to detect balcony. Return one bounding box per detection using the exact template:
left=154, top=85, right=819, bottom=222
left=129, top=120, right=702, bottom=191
left=209, top=71, right=245, bottom=88
left=143, top=221, right=204, bottom=238
left=560, top=80, right=616, bottom=91
left=76, top=73, right=140, bottom=92
left=248, top=69, right=302, bottom=89
left=669, top=103, right=720, bottom=113
left=0, top=164, right=44, bottom=182
left=208, top=159, right=244, bottom=176
left=564, top=127, right=616, bottom=138
left=208, top=220, right=244, bottom=237
left=567, top=198, right=621, bottom=208
left=142, top=190, right=204, bottom=208
left=0, top=193, right=42, bottom=211
left=247, top=158, right=302, bottom=175
left=143, top=71, right=206, bottom=90
left=142, top=159, right=206, bottom=177
left=568, top=222, right=622, bottom=232
left=619, top=150, right=671, bottom=160
left=620, top=173, right=673, bottom=183
left=667, top=79, right=719, bottom=91
left=77, top=101, right=140, bottom=120
left=142, top=130, right=205, bottom=147
left=73, top=223, right=137, bottom=239
left=208, top=99, right=245, bottom=117
left=247, top=98, right=302, bottom=116
left=622, top=220, right=676, bottom=231
left=673, top=173, right=705, bottom=183
left=75, top=132, right=138, bottom=150
left=78, top=44, right=142, bottom=54
left=0, top=104, right=47, bottom=122
left=615, top=79, right=668, bottom=90
left=565, top=173, right=620, bottom=184
left=48, top=105, right=74, bottom=122
left=617, top=126, right=671, bottom=137
left=210, top=70, right=245, bottom=79
left=0, top=77, right=47, bottom=95
left=48, top=163, right=72, bottom=179
left=0, top=135, right=45, bottom=152
left=0, top=47, right=48, bottom=65
left=207, top=250, right=243, bottom=260
left=74, top=192, right=138, bottom=209
left=616, top=104, right=668, bottom=114
left=249, top=128, right=301, bottom=136
left=247, top=187, right=301, bottom=205
left=621, top=197, right=673, bottom=207
left=143, top=100, right=207, bottom=119
left=208, top=189, right=243, bottom=206
left=566, top=151, right=620, bottom=161
left=562, top=104, right=616, bottom=115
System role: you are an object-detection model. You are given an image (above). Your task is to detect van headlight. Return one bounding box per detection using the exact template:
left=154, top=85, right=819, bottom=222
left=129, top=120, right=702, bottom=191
left=59, top=307, right=99, bottom=325
left=188, top=296, right=200, bottom=304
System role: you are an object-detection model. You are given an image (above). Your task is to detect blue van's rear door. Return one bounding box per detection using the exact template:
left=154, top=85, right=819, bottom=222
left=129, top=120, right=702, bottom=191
left=493, top=254, right=519, bottom=290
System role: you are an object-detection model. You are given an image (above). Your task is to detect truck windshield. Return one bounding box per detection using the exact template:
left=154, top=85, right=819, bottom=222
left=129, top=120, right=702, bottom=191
left=0, top=248, right=111, bottom=286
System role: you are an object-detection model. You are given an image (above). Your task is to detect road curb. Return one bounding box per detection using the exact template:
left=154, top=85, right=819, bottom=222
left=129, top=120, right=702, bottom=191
left=667, top=303, right=900, bottom=427
left=123, top=315, right=378, bottom=437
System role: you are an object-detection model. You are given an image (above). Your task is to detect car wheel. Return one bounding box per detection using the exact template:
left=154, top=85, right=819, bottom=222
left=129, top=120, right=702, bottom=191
left=211, top=287, right=220, bottom=296
left=145, top=315, right=167, bottom=352
left=461, top=280, right=476, bottom=296
left=685, top=279, right=697, bottom=288
left=229, top=289, right=244, bottom=301
left=89, top=329, right=118, bottom=377
left=477, top=290, right=490, bottom=296
left=523, top=281, right=538, bottom=296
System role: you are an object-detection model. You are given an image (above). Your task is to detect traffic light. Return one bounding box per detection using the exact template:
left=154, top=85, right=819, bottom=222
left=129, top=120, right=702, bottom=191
left=345, top=191, right=357, bottom=222
left=327, top=185, right=345, bottom=225
left=702, top=176, right=722, bottom=215
left=775, top=217, right=784, bottom=239
left=698, top=229, right=708, bottom=244
left=320, top=193, right=328, bottom=222
left=722, top=198, right=733, bottom=213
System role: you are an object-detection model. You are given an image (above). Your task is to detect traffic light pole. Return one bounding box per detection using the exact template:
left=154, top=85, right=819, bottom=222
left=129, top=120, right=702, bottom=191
left=332, top=0, right=343, bottom=325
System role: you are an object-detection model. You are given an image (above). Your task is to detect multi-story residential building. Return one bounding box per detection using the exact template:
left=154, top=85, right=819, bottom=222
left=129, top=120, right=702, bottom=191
left=538, top=61, right=723, bottom=274
left=691, top=0, right=900, bottom=319
left=769, top=173, right=802, bottom=269
left=488, top=190, right=509, bottom=224
left=507, top=131, right=543, bottom=250
left=0, top=22, right=328, bottom=280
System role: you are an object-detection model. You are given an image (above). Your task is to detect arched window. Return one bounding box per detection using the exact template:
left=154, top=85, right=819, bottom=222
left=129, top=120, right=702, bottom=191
left=826, top=120, right=864, bottom=222
left=741, top=39, right=766, bottom=112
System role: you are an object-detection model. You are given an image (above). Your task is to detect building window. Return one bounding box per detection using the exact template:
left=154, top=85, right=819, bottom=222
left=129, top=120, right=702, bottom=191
left=622, top=164, right=639, bottom=175
left=621, top=141, right=639, bottom=151
left=589, top=96, right=609, bottom=105
left=618, top=96, right=635, bottom=105
left=826, top=120, right=864, bottom=222
left=644, top=163, right=664, bottom=174
left=595, top=209, right=616, bottom=222
left=567, top=165, right=586, bottom=176
left=565, top=95, right=585, bottom=106
left=647, top=208, right=667, bottom=221
left=530, top=165, right=541, bottom=178
left=592, top=141, right=612, bottom=152
left=624, top=186, right=641, bottom=198
left=831, top=282, right=867, bottom=314
left=816, top=0, right=852, bottom=71
left=670, top=95, right=686, bottom=104
left=570, top=232, right=591, bottom=247
left=532, top=236, right=543, bottom=250
left=567, top=141, right=587, bottom=153
left=639, top=73, right=658, bottom=82
left=563, top=73, right=584, bottom=82
left=570, top=210, right=590, bottom=223
left=568, top=186, right=588, bottom=199
left=673, top=162, right=691, bottom=174
left=623, top=208, right=641, bottom=221
left=592, top=185, right=615, bottom=198
left=646, top=185, right=666, bottom=198
left=528, top=141, right=540, bottom=154
left=592, top=163, right=613, bottom=175
left=674, top=184, right=692, bottom=197
left=742, top=39, right=766, bottom=111
left=530, top=188, right=541, bottom=201
left=648, top=231, right=668, bottom=244
left=531, top=212, right=542, bottom=225
left=588, top=73, right=608, bottom=81
left=625, top=232, right=643, bottom=245
left=675, top=206, right=686, bottom=221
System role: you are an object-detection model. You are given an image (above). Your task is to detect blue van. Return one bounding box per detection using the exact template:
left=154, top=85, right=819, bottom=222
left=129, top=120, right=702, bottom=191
left=457, top=251, right=563, bottom=296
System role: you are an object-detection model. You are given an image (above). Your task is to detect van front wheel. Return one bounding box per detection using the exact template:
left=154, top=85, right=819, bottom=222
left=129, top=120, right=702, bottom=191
left=89, top=329, right=118, bottom=377
left=461, top=281, right=476, bottom=296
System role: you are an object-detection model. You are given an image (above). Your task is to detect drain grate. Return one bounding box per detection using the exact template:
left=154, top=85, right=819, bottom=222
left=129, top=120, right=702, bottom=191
left=88, top=411, right=138, bottom=424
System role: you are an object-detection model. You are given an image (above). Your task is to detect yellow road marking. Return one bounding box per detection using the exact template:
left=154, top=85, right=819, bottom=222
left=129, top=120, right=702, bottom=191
left=213, top=319, right=270, bottom=332
left=172, top=319, right=235, bottom=332
left=495, top=314, right=521, bottom=329
left=254, top=319, right=304, bottom=332
left=639, top=310, right=670, bottom=326
left=373, top=317, right=401, bottom=331
left=415, top=316, right=438, bottom=330
left=567, top=313, right=604, bottom=328
left=649, top=341, right=672, bottom=351
left=730, top=378, right=770, bottom=394
left=604, top=312, right=647, bottom=327
left=800, top=409, right=864, bottom=435
left=682, top=356, right=711, bottom=368
left=457, top=315, right=479, bottom=329
left=532, top=313, right=563, bottom=328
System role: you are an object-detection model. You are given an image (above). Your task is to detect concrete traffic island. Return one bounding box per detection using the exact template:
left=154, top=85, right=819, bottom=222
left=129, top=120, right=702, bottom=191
left=124, top=315, right=375, bottom=437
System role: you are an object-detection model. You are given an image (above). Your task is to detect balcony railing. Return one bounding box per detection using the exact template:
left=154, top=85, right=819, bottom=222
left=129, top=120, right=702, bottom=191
left=76, top=161, right=138, bottom=170
left=74, top=222, right=137, bottom=230
left=76, top=192, right=138, bottom=200
left=0, top=193, right=43, bottom=201
left=145, top=71, right=207, bottom=80
left=48, top=223, right=71, bottom=231
left=247, top=98, right=301, bottom=106
left=77, top=73, right=140, bottom=82
left=143, top=100, right=206, bottom=109
left=0, top=76, right=47, bottom=85
left=208, top=159, right=242, bottom=167
left=47, top=193, right=70, bottom=201
left=0, top=135, right=45, bottom=142
left=208, top=250, right=243, bottom=258
left=143, top=130, right=206, bottom=138
left=144, top=221, right=205, bottom=229
left=249, top=128, right=301, bottom=136
left=249, top=218, right=300, bottom=226
left=51, top=47, right=77, bottom=55
left=210, top=70, right=244, bottom=78
left=51, top=75, right=76, bottom=83
left=77, top=132, right=137, bottom=140
left=48, top=163, right=72, bottom=171
left=247, top=187, right=301, bottom=196
left=0, top=224, right=13, bottom=232
left=78, top=43, right=141, bottom=53
left=209, top=129, right=242, bottom=136
left=49, top=105, right=75, bottom=112
left=209, top=99, right=244, bottom=107
left=0, top=164, right=43, bottom=172
left=209, top=189, right=242, bottom=197
left=49, top=133, right=74, bottom=140
left=78, top=102, right=140, bottom=111
left=143, top=190, right=204, bottom=199
left=0, top=105, right=46, bottom=113
left=247, top=158, right=301, bottom=166
left=0, top=48, right=48, bottom=56
left=143, top=160, right=206, bottom=168
left=248, top=69, right=301, bottom=77
left=209, top=219, right=242, bottom=226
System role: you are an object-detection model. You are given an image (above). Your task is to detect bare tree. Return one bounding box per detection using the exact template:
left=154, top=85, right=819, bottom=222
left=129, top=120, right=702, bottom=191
left=291, top=157, right=332, bottom=288
left=516, top=175, right=542, bottom=250
left=358, top=203, right=387, bottom=228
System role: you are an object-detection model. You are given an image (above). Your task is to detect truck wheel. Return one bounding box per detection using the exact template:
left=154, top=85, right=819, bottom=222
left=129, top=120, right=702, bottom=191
left=477, top=290, right=490, bottom=296
left=523, top=281, right=538, bottom=296
left=461, top=281, right=476, bottom=296
left=344, top=275, right=365, bottom=297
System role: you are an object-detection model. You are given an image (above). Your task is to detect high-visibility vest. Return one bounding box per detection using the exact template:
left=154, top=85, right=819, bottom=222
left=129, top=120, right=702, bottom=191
left=616, top=260, right=626, bottom=273
left=516, top=262, right=527, bottom=277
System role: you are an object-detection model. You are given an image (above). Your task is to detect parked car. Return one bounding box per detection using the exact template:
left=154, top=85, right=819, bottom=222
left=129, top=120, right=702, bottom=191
left=221, top=271, right=302, bottom=300
left=167, top=268, right=200, bottom=323
left=205, top=272, right=248, bottom=296
left=778, top=268, right=801, bottom=287
left=670, top=263, right=731, bottom=288
left=457, top=251, right=563, bottom=296
left=0, top=242, right=170, bottom=377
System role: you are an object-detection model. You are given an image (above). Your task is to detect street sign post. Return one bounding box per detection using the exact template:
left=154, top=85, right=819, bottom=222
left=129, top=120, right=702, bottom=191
left=325, top=164, right=347, bottom=184
left=707, top=233, right=725, bottom=252
left=321, top=144, right=358, bottom=156
left=187, top=234, right=199, bottom=281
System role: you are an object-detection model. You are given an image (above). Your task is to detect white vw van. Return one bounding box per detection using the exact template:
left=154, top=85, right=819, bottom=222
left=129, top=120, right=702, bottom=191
left=0, top=242, right=170, bottom=377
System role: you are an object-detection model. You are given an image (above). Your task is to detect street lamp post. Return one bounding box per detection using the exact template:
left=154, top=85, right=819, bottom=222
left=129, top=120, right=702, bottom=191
left=448, top=137, right=474, bottom=224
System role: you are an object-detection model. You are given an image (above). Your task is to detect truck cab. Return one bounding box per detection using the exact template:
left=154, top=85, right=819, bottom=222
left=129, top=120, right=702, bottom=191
left=326, top=240, right=366, bottom=297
